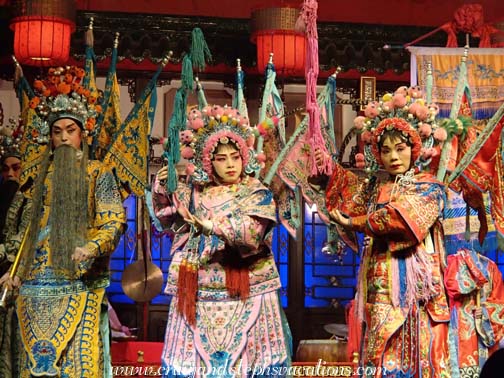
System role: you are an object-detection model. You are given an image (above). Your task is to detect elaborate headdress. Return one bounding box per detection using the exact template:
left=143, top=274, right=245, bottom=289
left=354, top=85, right=471, bottom=175
left=0, top=116, right=23, bottom=162
left=180, top=104, right=260, bottom=184
left=30, top=66, right=102, bottom=140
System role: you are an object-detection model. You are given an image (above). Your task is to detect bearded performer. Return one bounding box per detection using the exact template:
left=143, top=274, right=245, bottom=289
left=0, top=122, right=29, bottom=378
left=324, top=87, right=457, bottom=377
left=151, top=105, right=291, bottom=377
left=0, top=66, right=126, bottom=378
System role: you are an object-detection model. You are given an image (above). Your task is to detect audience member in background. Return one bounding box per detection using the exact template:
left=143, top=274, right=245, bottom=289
left=0, top=126, right=29, bottom=378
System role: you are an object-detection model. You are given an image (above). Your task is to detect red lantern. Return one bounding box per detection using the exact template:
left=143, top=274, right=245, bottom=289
left=251, top=7, right=306, bottom=75
left=10, top=0, right=76, bottom=67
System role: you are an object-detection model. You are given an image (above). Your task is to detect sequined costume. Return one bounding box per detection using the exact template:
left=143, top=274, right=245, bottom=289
left=0, top=190, right=30, bottom=378
left=16, top=160, right=125, bottom=378
left=152, top=175, right=291, bottom=377
left=326, top=166, right=451, bottom=378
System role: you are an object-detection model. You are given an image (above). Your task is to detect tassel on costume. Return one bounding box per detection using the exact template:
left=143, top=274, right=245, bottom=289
left=225, top=266, right=250, bottom=300
left=176, top=259, right=187, bottom=316
left=180, top=55, right=194, bottom=90
left=164, top=27, right=211, bottom=194
left=184, top=261, right=198, bottom=326
left=190, top=27, right=212, bottom=72
left=165, top=87, right=186, bottom=193
left=345, top=300, right=362, bottom=361
left=177, top=258, right=198, bottom=326
left=222, top=245, right=252, bottom=300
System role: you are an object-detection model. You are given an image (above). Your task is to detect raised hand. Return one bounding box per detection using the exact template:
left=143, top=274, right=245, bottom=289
left=180, top=210, right=213, bottom=236
left=0, top=272, right=21, bottom=291
left=314, top=148, right=330, bottom=169
left=329, top=208, right=352, bottom=227
left=156, top=166, right=168, bottom=182
left=71, top=246, right=92, bottom=263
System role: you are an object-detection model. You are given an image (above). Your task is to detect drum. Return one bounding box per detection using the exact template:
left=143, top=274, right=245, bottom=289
left=296, top=339, right=348, bottom=362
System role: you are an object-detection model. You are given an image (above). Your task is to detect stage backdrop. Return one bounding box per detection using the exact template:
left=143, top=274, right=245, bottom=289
left=409, top=46, right=504, bottom=279
left=408, top=47, right=504, bottom=120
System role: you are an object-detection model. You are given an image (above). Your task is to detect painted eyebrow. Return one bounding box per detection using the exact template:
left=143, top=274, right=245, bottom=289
left=383, top=141, right=407, bottom=148
left=53, top=122, right=78, bottom=130
left=214, top=152, right=240, bottom=157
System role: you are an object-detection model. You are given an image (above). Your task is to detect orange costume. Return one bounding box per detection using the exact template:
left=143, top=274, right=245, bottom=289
left=326, top=166, right=452, bottom=377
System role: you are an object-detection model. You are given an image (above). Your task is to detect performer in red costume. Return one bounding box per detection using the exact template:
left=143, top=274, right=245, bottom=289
left=325, top=90, right=454, bottom=377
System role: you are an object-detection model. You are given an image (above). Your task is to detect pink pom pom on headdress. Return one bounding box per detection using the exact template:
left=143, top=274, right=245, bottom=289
left=354, top=116, right=366, bottom=130
left=433, top=127, right=448, bottom=142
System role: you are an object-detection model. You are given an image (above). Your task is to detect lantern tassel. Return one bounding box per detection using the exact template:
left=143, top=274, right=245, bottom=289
left=295, top=13, right=306, bottom=33
left=300, top=0, right=332, bottom=176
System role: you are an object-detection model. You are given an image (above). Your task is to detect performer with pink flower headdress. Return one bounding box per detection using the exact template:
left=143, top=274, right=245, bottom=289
left=319, top=40, right=504, bottom=376
left=322, top=84, right=469, bottom=377
left=152, top=103, right=291, bottom=377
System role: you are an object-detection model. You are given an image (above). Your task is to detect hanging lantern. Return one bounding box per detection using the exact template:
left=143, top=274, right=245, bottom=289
left=251, top=7, right=305, bottom=75
left=10, top=0, right=76, bottom=67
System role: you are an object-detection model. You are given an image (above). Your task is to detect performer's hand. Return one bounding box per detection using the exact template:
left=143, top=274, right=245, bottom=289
left=120, top=325, right=132, bottom=336
left=192, top=216, right=213, bottom=235
left=71, top=246, right=92, bottom=263
left=176, top=204, right=192, bottom=221
left=183, top=212, right=213, bottom=235
left=0, top=272, right=9, bottom=287
left=329, top=209, right=352, bottom=227
left=314, top=148, right=330, bottom=169
left=183, top=212, right=200, bottom=230
left=156, top=166, right=168, bottom=182
left=0, top=272, right=20, bottom=290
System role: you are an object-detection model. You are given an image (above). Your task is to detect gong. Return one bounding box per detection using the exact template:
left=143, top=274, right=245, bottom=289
left=121, top=260, right=163, bottom=302
left=323, top=323, right=349, bottom=339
